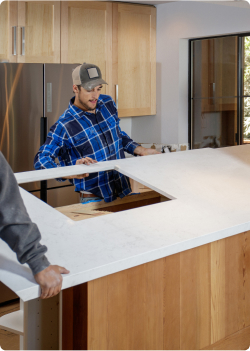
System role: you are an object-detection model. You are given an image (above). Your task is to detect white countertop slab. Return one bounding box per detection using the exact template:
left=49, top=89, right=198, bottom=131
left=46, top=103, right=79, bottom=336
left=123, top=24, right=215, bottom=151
left=1, top=145, right=250, bottom=301
left=15, top=161, right=119, bottom=184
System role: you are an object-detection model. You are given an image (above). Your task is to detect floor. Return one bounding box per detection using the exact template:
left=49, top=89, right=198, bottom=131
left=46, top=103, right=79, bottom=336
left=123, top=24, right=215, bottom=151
left=0, top=299, right=20, bottom=350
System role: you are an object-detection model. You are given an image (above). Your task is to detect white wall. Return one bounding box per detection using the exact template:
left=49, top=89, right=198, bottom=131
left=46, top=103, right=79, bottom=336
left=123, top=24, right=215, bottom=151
left=119, top=117, right=132, bottom=137
left=130, top=1, right=250, bottom=145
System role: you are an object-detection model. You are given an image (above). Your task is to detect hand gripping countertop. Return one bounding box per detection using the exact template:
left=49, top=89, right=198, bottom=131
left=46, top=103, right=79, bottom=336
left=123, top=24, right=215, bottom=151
left=1, top=145, right=250, bottom=301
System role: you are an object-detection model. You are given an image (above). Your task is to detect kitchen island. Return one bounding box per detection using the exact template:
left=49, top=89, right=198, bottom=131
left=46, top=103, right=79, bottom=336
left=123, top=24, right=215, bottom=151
left=1, top=145, right=250, bottom=349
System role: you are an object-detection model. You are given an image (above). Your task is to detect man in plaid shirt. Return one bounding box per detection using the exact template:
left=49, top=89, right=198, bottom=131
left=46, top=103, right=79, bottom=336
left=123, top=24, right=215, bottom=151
left=34, top=63, right=159, bottom=203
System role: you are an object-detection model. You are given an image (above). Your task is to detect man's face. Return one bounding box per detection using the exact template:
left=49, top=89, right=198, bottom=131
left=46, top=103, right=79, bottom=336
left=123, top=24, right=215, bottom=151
left=74, top=84, right=103, bottom=112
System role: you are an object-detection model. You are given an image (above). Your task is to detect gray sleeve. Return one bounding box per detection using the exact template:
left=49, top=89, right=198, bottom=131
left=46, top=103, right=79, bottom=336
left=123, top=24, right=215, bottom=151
left=0, top=152, right=50, bottom=275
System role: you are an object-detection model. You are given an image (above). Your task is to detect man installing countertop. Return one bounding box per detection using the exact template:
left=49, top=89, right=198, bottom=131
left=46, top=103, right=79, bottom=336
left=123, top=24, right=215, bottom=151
left=34, top=63, right=160, bottom=203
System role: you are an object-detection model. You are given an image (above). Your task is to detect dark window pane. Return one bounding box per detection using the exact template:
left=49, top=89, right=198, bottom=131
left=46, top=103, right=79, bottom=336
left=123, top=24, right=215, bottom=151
left=192, top=36, right=237, bottom=98
left=192, top=97, right=237, bottom=149
left=244, top=37, right=250, bottom=97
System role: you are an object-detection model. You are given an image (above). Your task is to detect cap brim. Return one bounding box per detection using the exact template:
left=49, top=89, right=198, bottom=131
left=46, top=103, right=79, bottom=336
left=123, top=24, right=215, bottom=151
left=81, top=78, right=108, bottom=90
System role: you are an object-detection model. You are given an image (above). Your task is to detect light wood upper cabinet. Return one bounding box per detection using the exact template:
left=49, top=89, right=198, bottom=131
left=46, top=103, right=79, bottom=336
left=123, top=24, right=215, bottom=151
left=0, top=1, right=156, bottom=117
left=0, top=1, right=18, bottom=63
left=17, top=1, right=60, bottom=63
left=61, top=1, right=113, bottom=96
left=113, top=3, right=156, bottom=117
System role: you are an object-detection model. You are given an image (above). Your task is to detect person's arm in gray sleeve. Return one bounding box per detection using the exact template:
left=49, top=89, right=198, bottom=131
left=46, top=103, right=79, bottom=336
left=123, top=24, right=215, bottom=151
left=0, top=152, right=49, bottom=275
left=0, top=152, right=69, bottom=298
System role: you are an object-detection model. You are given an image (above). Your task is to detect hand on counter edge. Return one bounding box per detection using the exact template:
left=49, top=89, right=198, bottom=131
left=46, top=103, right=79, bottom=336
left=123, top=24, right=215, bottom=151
left=62, top=157, right=98, bottom=180
left=134, top=146, right=161, bottom=157
left=34, top=265, right=70, bottom=299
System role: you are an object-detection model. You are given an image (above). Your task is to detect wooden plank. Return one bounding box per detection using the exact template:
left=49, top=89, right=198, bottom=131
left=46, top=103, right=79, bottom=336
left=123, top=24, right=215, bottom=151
left=118, top=3, right=155, bottom=15
left=117, top=4, right=155, bottom=118
left=202, top=324, right=250, bottom=350
left=61, top=1, right=110, bottom=95
left=211, top=239, right=226, bottom=344
left=62, top=287, right=74, bottom=350
left=196, top=244, right=211, bottom=349
left=127, top=264, right=146, bottom=349
left=88, top=276, right=108, bottom=350
left=106, top=271, right=128, bottom=350
left=102, top=196, right=161, bottom=212
left=180, top=248, right=197, bottom=349
left=58, top=209, right=110, bottom=222
left=60, top=1, right=68, bottom=63
left=112, top=3, right=118, bottom=101
left=62, top=233, right=250, bottom=350
left=73, top=284, right=88, bottom=350
left=243, top=230, right=250, bottom=328
left=225, top=234, right=245, bottom=336
left=65, top=1, right=107, bottom=11
left=150, top=7, right=156, bottom=115
left=56, top=190, right=166, bottom=213
left=17, top=1, right=60, bottom=63
left=145, top=259, right=164, bottom=349
left=163, top=253, right=180, bottom=350
left=119, top=108, right=152, bottom=118
left=0, top=283, right=18, bottom=304
left=105, top=2, right=113, bottom=98
left=0, top=300, right=20, bottom=350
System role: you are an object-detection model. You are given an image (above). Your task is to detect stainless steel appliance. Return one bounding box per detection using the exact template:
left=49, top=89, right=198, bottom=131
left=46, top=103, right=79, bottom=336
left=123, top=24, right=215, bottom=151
left=0, top=63, right=80, bottom=207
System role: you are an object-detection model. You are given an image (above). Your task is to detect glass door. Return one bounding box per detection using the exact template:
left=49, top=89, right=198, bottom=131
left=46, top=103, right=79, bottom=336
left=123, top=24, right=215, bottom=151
left=191, top=36, right=238, bottom=149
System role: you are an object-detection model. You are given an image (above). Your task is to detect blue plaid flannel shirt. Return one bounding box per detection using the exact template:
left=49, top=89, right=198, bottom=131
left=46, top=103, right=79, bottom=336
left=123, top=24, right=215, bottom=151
left=34, top=95, right=140, bottom=202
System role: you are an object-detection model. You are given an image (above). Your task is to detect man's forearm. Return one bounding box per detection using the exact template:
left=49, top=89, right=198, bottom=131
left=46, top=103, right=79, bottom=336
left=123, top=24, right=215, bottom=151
left=134, top=146, right=161, bottom=156
left=134, top=146, right=145, bottom=156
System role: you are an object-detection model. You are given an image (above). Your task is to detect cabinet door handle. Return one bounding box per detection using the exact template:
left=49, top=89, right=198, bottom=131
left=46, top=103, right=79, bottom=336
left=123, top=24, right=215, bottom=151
left=12, top=26, right=17, bottom=55
left=21, top=27, right=25, bottom=56
left=115, top=85, right=119, bottom=109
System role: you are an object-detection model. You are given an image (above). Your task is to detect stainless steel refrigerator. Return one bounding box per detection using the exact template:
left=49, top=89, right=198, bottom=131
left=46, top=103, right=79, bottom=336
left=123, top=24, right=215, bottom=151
left=0, top=63, right=80, bottom=207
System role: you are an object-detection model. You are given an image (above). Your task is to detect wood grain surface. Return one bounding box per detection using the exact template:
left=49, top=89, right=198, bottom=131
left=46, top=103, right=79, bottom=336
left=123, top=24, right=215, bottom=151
left=113, top=3, right=156, bottom=117
left=17, top=1, right=60, bottom=63
left=62, top=231, right=250, bottom=350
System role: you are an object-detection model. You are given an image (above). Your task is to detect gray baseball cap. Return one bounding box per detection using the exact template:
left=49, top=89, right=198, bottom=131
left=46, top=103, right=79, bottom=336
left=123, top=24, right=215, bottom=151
left=72, top=63, right=108, bottom=90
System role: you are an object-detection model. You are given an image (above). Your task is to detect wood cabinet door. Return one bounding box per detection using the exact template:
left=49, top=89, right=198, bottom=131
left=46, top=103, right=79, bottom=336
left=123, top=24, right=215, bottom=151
left=61, top=1, right=113, bottom=97
left=0, top=1, right=18, bottom=63
left=113, top=3, right=156, bottom=118
left=17, top=1, right=60, bottom=63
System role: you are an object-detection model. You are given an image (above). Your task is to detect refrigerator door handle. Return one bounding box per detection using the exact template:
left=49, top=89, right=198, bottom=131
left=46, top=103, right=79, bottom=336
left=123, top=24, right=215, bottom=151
left=12, top=26, right=17, bottom=55
left=40, top=117, right=48, bottom=145
left=21, top=27, right=25, bottom=56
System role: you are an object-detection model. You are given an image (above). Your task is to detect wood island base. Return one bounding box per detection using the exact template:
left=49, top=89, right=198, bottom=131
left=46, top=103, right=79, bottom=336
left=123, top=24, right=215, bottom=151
left=62, top=231, right=250, bottom=350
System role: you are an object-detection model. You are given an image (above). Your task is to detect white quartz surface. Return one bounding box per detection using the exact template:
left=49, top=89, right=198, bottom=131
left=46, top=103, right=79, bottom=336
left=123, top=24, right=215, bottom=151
left=2, top=145, right=250, bottom=301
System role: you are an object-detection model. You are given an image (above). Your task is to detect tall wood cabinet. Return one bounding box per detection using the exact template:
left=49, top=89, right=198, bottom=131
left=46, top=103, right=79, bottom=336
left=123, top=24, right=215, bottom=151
left=17, top=1, right=60, bottom=63
left=61, top=1, right=113, bottom=97
left=0, top=1, right=60, bottom=63
left=0, top=1, right=17, bottom=63
left=113, top=3, right=156, bottom=117
left=0, top=1, right=156, bottom=117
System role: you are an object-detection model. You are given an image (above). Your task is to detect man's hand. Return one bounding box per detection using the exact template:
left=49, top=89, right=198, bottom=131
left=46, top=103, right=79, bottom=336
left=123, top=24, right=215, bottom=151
left=63, top=157, right=98, bottom=180
left=134, top=146, right=161, bottom=157
left=34, top=265, right=70, bottom=299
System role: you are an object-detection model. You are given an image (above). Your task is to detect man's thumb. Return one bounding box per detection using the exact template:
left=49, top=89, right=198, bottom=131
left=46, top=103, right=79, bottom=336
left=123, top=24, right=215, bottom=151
left=58, top=266, right=70, bottom=274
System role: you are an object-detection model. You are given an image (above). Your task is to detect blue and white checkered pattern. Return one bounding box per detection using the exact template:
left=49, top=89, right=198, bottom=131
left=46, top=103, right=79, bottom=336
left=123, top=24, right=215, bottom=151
left=34, top=95, right=140, bottom=202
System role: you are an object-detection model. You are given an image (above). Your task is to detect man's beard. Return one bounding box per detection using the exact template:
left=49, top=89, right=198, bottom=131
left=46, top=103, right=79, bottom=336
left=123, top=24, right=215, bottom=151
left=79, top=97, right=97, bottom=111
